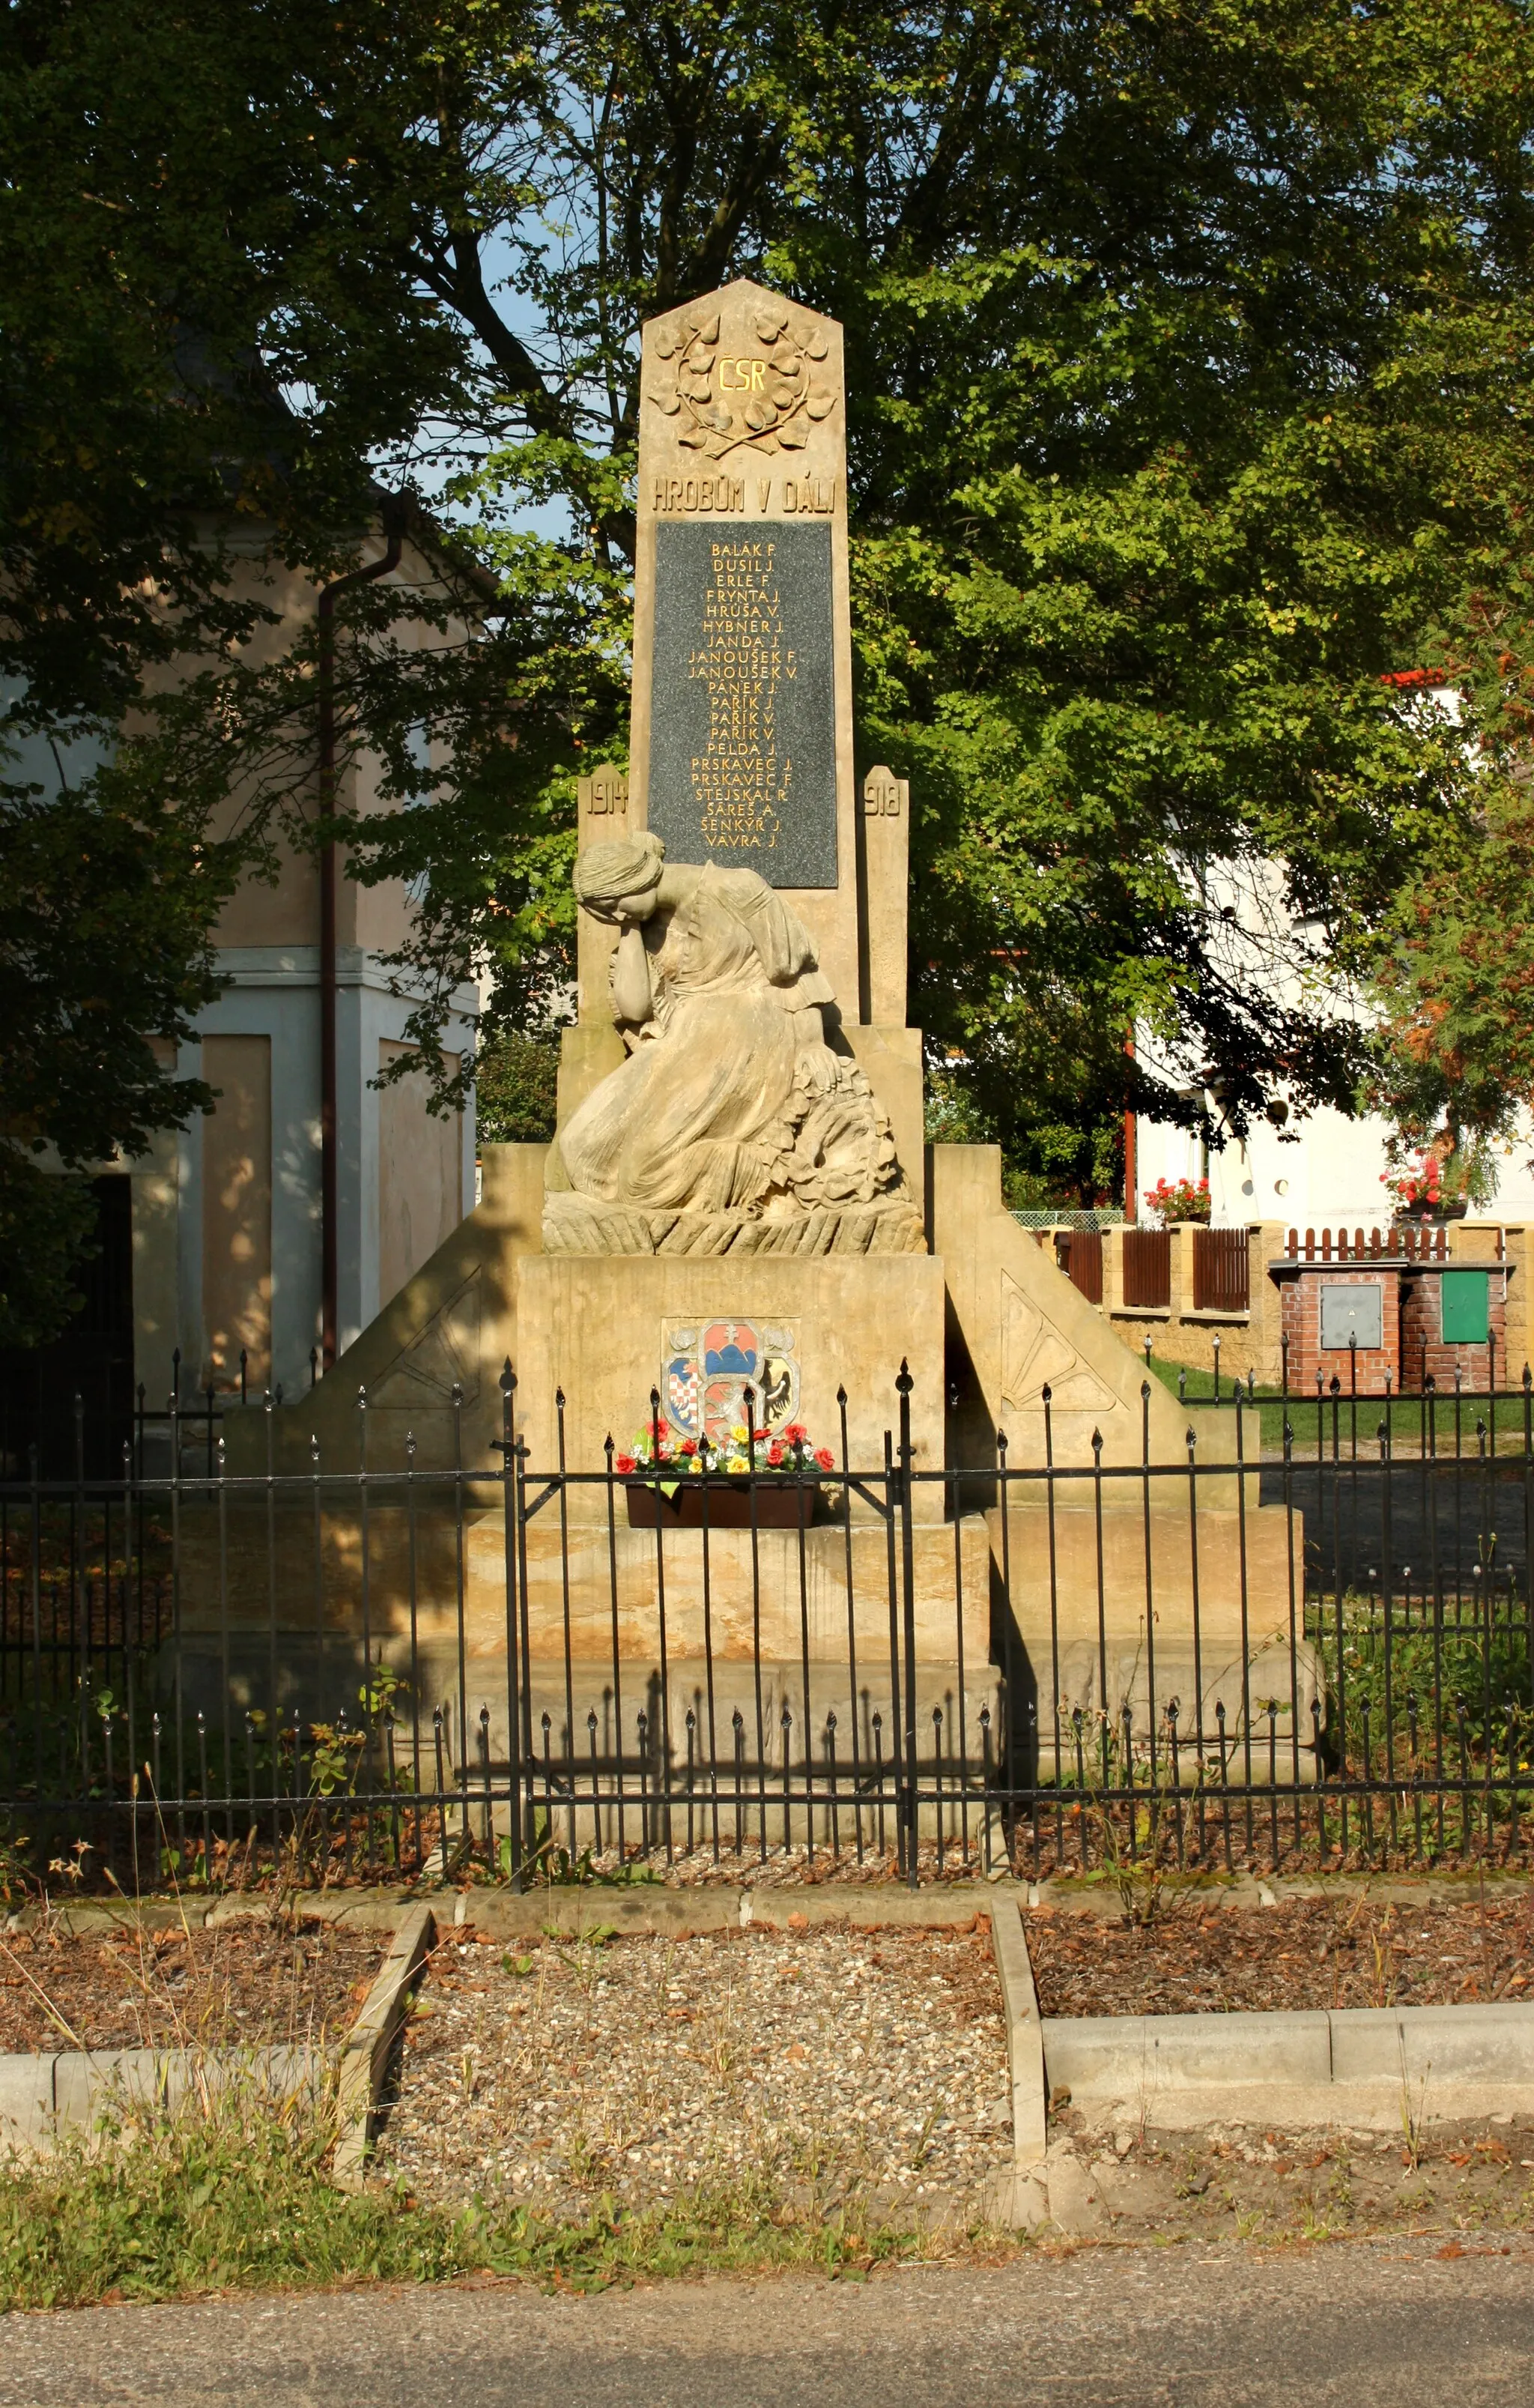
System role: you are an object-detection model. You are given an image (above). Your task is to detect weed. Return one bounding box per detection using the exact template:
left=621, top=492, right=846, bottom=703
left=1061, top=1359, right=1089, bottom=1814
left=0, top=2089, right=938, bottom=2311
left=908, top=2104, right=941, bottom=2169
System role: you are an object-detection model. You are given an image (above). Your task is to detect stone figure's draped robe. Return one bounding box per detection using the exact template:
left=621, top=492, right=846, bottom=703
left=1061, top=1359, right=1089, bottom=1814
left=559, top=865, right=833, bottom=1214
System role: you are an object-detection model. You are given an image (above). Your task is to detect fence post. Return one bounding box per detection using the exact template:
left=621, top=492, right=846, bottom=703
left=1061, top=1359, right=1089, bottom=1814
left=897, top=1361, right=919, bottom=1888
left=1101, top=1224, right=1124, bottom=1317
left=1168, top=1220, right=1192, bottom=1332
left=500, top=1361, right=524, bottom=1892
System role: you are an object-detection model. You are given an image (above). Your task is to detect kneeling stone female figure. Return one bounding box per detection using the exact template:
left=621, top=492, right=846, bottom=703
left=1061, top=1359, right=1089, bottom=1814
left=544, top=832, right=921, bottom=1254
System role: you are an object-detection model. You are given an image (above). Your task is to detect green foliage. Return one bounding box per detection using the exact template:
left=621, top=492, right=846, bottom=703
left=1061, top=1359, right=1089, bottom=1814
left=10, top=0, right=1534, bottom=1251
left=0, top=2092, right=931, bottom=2309
left=1370, top=772, right=1534, bottom=1178
left=1318, top=1604, right=1533, bottom=1770
left=924, top=1068, right=1123, bottom=1206
left=474, top=1031, right=562, bottom=1146
left=0, top=2100, right=458, bottom=2309
left=0, top=1160, right=97, bottom=1350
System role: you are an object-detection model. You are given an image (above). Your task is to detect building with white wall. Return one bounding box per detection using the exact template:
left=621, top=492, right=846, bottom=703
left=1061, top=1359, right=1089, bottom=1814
left=1136, top=1096, right=1534, bottom=1231
left=4, top=513, right=482, bottom=1453
left=1132, top=834, right=1534, bottom=1231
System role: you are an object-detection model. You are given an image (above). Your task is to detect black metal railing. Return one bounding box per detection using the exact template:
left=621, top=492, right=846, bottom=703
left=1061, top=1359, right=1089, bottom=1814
left=0, top=1360, right=1530, bottom=1892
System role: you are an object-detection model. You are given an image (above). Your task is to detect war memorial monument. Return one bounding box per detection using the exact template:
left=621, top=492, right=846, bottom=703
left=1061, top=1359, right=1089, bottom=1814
left=210, top=282, right=1311, bottom=1833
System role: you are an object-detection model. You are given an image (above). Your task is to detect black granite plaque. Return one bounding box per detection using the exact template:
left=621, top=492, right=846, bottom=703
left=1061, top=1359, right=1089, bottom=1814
left=646, top=521, right=837, bottom=887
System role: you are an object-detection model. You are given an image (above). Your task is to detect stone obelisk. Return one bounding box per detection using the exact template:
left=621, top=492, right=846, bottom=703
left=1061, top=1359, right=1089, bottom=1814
left=629, top=279, right=856, bottom=999
left=569, top=279, right=919, bottom=1179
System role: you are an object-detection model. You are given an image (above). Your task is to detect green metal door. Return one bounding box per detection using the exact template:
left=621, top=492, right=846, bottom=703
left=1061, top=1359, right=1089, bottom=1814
left=1440, top=1268, right=1490, bottom=1346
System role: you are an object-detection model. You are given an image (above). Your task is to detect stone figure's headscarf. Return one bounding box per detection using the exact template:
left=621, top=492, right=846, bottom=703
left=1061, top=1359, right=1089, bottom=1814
left=574, top=827, right=833, bottom=1014
left=574, top=831, right=666, bottom=912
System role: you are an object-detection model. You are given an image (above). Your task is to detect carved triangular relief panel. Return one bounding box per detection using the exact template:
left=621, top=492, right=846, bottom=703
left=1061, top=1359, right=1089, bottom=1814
left=370, top=1271, right=482, bottom=1409
left=998, top=1271, right=1119, bottom=1418
left=646, top=290, right=837, bottom=461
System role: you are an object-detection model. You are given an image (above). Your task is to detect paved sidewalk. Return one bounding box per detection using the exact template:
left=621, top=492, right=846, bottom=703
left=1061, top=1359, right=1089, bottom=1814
left=1, top=2239, right=1533, bottom=2407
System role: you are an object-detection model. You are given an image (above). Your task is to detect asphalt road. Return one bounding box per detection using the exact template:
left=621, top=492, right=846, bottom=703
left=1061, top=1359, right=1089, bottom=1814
left=1, top=2240, right=1532, bottom=2408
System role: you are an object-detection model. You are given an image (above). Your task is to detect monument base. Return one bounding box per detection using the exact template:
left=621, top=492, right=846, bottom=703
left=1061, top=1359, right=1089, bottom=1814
left=509, top=1249, right=948, bottom=1511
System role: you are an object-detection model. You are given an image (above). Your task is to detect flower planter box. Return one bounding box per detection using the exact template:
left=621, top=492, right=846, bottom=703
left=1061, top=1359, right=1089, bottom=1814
left=624, top=1477, right=819, bottom=1530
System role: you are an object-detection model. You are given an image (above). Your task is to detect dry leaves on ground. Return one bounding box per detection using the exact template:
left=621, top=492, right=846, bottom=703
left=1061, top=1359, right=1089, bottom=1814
left=0, top=1916, right=381, bottom=2051
left=1027, top=1890, right=1534, bottom=2017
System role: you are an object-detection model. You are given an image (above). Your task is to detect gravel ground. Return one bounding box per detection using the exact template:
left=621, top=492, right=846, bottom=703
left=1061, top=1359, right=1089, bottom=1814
left=381, top=1920, right=1010, bottom=2215
left=0, top=1915, right=381, bottom=2051
left=1028, top=1890, right=1534, bottom=2016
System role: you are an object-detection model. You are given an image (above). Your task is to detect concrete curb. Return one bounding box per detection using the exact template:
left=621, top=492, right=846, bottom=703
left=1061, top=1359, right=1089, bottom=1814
left=333, top=1902, right=436, bottom=2189
left=1022, top=1871, right=1534, bottom=1920
left=1043, top=1999, right=1534, bottom=2133
left=0, top=1903, right=433, bottom=2165
left=0, top=2044, right=327, bottom=2156
left=13, top=1866, right=1531, bottom=1941
left=989, top=1894, right=1047, bottom=2166
left=19, top=1881, right=1007, bottom=1940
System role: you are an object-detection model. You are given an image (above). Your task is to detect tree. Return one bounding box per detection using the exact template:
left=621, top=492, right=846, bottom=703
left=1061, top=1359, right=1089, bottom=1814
left=0, top=0, right=622, bottom=1327
left=1369, top=761, right=1534, bottom=1200
left=7, top=0, right=1534, bottom=1245
left=474, top=1031, right=562, bottom=1145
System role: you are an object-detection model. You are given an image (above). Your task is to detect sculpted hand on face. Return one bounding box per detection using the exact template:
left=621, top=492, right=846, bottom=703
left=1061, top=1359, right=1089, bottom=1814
left=554, top=823, right=920, bottom=1248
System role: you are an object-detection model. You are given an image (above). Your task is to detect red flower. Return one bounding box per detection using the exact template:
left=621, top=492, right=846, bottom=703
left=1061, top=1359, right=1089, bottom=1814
left=781, top=1422, right=807, bottom=1445
left=813, top=1447, right=834, bottom=1472
left=679, top=1437, right=697, bottom=1456
left=615, top=1453, right=637, bottom=1475
left=767, top=1443, right=784, bottom=1467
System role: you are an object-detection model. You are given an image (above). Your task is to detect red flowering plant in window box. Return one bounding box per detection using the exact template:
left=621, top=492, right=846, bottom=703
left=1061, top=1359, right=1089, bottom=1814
left=1381, top=1149, right=1467, bottom=1223
left=1142, top=1176, right=1211, bottom=1226
left=1383, top=1149, right=1443, bottom=1219
left=615, top=1418, right=837, bottom=1528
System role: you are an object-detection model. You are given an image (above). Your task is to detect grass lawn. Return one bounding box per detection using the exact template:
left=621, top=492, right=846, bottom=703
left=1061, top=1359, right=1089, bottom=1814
left=1146, top=1358, right=1524, bottom=1459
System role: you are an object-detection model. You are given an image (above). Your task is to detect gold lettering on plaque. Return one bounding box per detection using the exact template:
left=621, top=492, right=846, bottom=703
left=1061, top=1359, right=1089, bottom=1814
left=651, top=474, right=745, bottom=515
left=783, top=477, right=837, bottom=516
left=681, top=538, right=805, bottom=853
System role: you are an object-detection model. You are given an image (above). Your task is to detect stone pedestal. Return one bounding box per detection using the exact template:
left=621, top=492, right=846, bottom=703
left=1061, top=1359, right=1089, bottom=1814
left=510, top=1251, right=948, bottom=1519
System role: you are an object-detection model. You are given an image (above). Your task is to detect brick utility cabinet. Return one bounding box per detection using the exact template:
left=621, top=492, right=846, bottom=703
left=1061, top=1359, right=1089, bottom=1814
left=1271, top=1227, right=1511, bottom=1396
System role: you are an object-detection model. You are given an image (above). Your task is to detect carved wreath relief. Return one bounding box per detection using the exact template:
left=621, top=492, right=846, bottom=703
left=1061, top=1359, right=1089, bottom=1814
left=648, top=303, right=836, bottom=459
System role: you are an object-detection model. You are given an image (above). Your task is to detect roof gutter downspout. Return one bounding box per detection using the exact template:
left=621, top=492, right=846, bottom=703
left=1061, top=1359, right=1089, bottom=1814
left=315, top=499, right=405, bottom=1371
left=1123, top=1026, right=1137, bottom=1226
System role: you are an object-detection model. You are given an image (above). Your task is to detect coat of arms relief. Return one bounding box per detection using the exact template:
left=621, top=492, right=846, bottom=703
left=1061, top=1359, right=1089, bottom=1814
left=662, top=1319, right=801, bottom=1445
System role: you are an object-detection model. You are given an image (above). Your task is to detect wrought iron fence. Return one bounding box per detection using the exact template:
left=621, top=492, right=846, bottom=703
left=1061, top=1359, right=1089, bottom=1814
left=0, top=1361, right=1530, bottom=1892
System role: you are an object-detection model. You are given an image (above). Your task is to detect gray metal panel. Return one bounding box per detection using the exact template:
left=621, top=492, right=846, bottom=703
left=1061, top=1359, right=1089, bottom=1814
left=1320, top=1280, right=1383, bottom=1349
